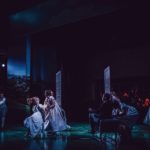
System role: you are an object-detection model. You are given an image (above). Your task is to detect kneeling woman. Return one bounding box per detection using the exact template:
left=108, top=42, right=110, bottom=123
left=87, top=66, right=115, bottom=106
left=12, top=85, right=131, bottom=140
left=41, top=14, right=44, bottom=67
left=24, top=97, right=45, bottom=138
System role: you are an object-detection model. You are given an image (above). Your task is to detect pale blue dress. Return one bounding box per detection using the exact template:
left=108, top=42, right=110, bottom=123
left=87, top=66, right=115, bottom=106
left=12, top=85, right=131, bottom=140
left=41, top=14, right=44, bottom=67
left=44, top=96, right=70, bottom=132
left=24, top=104, right=44, bottom=137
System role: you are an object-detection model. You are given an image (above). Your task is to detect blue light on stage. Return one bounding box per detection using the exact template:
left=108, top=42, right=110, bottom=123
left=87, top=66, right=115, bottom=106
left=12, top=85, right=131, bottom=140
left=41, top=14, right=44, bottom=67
left=7, top=60, right=26, bottom=76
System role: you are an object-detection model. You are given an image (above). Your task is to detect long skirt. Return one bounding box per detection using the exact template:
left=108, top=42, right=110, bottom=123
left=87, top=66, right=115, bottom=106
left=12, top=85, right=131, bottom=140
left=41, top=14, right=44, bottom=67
left=44, top=103, right=70, bottom=132
left=24, top=112, right=44, bottom=137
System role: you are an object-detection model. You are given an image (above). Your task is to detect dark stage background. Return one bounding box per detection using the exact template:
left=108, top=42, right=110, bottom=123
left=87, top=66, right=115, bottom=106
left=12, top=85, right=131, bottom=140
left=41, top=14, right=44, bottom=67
left=0, top=3, right=150, bottom=123
left=30, top=9, right=150, bottom=121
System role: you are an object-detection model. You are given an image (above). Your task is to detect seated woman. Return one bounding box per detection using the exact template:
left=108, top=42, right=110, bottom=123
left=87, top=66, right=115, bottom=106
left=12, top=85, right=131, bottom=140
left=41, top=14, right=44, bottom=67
left=44, top=90, right=70, bottom=132
left=24, top=97, right=45, bottom=138
left=89, top=92, right=139, bottom=135
left=112, top=94, right=139, bottom=141
left=112, top=94, right=139, bottom=129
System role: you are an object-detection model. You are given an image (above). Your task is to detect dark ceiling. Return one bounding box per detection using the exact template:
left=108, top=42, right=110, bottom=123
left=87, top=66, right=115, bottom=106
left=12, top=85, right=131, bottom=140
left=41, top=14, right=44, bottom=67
left=9, top=0, right=129, bottom=35
left=1, top=0, right=149, bottom=39
left=0, top=0, right=48, bottom=16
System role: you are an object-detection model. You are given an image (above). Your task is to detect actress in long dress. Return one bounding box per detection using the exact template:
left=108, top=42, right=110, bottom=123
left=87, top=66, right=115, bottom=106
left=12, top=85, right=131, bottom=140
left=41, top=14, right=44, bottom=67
left=24, top=97, right=45, bottom=138
left=44, top=90, right=70, bottom=132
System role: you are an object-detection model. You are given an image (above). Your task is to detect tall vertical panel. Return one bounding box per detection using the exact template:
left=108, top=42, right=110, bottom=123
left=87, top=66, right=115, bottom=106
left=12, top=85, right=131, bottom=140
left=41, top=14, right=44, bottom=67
left=56, top=70, right=61, bottom=106
left=104, top=66, right=111, bottom=94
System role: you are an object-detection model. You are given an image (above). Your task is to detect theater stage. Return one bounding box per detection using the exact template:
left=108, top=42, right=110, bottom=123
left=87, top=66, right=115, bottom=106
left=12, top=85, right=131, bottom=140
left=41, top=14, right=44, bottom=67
left=0, top=123, right=150, bottom=150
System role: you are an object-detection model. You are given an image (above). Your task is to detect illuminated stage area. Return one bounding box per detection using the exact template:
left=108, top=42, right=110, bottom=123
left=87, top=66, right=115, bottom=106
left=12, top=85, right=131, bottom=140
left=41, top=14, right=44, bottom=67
left=0, top=123, right=150, bottom=150
left=1, top=1, right=150, bottom=150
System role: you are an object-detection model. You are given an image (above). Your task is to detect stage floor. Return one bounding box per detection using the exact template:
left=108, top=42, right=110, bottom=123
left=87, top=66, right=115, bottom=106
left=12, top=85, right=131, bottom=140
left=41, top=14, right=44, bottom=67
left=0, top=123, right=150, bottom=150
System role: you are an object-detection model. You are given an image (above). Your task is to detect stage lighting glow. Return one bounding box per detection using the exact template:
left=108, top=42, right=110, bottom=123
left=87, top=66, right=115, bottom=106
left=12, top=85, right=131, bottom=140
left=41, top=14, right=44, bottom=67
left=7, top=60, right=26, bottom=76
left=1, top=64, right=5, bottom=68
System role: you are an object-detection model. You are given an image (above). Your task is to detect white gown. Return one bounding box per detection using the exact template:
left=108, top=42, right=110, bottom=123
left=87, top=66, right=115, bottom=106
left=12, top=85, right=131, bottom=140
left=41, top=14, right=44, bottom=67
left=24, top=104, right=44, bottom=138
left=143, top=107, right=150, bottom=125
left=44, top=96, right=70, bottom=132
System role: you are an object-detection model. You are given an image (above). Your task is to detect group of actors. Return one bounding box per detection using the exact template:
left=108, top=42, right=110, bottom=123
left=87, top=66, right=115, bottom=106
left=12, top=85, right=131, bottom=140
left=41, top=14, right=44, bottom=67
left=0, top=90, right=70, bottom=137
left=88, top=92, right=139, bottom=140
left=24, top=90, right=70, bottom=138
left=0, top=89, right=146, bottom=140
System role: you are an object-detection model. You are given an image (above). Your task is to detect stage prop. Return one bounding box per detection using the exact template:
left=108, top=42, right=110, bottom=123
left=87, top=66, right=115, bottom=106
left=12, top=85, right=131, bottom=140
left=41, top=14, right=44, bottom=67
left=56, top=70, right=62, bottom=106
left=104, top=66, right=111, bottom=94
